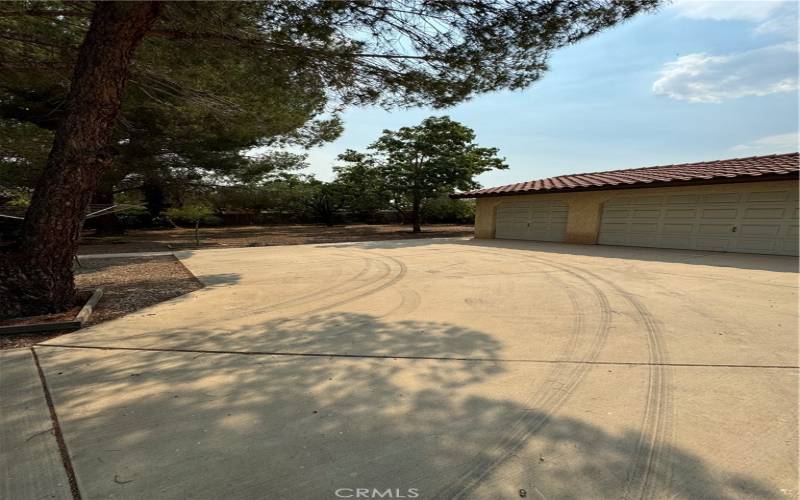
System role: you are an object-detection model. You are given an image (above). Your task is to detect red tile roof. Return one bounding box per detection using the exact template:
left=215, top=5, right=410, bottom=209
left=452, top=152, right=799, bottom=198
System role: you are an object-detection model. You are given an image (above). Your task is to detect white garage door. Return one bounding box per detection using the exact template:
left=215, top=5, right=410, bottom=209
left=495, top=200, right=568, bottom=242
left=598, top=188, right=799, bottom=256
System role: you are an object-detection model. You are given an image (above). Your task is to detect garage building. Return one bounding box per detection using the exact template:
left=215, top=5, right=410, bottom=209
left=453, top=152, right=799, bottom=256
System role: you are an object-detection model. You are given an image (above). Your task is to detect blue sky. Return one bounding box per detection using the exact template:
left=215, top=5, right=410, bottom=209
left=294, top=0, right=799, bottom=187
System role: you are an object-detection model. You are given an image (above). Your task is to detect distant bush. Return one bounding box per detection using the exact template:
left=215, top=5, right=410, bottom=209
left=166, top=205, right=215, bottom=225
left=422, top=196, right=475, bottom=224
left=166, top=204, right=218, bottom=245
left=116, top=206, right=152, bottom=228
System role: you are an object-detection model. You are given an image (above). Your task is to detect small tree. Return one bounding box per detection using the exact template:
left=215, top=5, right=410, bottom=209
left=333, top=150, right=393, bottom=222
left=370, top=116, right=506, bottom=233
left=300, top=180, right=343, bottom=227
left=166, top=204, right=215, bottom=246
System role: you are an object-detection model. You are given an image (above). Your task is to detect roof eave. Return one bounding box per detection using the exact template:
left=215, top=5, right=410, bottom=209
left=449, top=172, right=799, bottom=199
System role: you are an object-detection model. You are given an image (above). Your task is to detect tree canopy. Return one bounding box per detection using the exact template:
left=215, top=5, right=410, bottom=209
left=0, top=0, right=660, bottom=318
left=1, top=0, right=659, bottom=191
left=336, top=115, right=507, bottom=232
left=2, top=0, right=660, bottom=119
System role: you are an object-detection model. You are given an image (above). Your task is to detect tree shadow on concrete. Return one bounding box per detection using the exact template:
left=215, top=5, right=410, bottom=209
left=323, top=237, right=799, bottom=273
left=33, top=312, right=788, bottom=499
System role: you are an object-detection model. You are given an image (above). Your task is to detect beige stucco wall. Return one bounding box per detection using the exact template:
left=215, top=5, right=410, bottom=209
left=473, top=179, right=798, bottom=244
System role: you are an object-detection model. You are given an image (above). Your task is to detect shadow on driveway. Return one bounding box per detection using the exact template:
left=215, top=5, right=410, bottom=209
left=35, top=311, right=783, bottom=499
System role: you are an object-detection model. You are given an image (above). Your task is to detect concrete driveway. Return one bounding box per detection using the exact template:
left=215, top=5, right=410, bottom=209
left=4, top=238, right=798, bottom=499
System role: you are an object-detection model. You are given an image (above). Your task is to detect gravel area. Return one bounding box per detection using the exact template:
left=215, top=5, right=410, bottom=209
left=78, top=224, right=473, bottom=254
left=75, top=256, right=203, bottom=324
left=0, top=256, right=202, bottom=349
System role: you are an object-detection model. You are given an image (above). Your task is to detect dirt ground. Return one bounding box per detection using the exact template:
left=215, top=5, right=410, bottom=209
left=78, top=223, right=473, bottom=254
left=0, top=256, right=202, bottom=349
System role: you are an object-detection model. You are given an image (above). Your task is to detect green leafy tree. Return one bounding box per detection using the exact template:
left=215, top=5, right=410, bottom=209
left=369, top=116, right=507, bottom=232
left=166, top=204, right=215, bottom=246
left=306, top=181, right=344, bottom=227
left=0, top=0, right=659, bottom=317
left=422, top=195, right=475, bottom=224
left=210, top=176, right=300, bottom=219
left=333, top=150, right=393, bottom=222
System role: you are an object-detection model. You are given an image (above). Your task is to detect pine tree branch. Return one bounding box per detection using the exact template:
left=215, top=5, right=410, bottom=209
left=147, top=29, right=431, bottom=60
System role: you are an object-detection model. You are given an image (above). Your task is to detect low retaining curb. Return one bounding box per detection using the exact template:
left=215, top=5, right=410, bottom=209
left=0, top=288, right=104, bottom=336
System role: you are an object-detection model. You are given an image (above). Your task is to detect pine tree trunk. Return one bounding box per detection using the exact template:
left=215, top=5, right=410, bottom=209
left=90, top=182, right=125, bottom=235
left=0, top=2, right=160, bottom=319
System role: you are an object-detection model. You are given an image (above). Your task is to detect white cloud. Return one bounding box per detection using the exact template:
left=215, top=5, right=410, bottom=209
left=652, top=43, right=798, bottom=103
left=670, top=0, right=798, bottom=36
left=753, top=10, right=799, bottom=36
left=731, top=132, right=798, bottom=153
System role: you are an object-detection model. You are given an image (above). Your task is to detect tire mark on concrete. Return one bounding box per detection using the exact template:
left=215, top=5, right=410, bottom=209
left=432, top=249, right=613, bottom=499
left=570, top=266, right=674, bottom=500
left=239, top=251, right=408, bottom=319
left=298, top=253, right=408, bottom=316
left=244, top=256, right=377, bottom=316
left=379, top=287, right=421, bottom=318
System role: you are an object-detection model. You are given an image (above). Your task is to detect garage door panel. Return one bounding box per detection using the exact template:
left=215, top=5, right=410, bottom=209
left=698, top=223, right=734, bottom=235
left=667, top=194, right=701, bottom=204
left=598, top=186, right=798, bottom=256
left=743, top=207, right=786, bottom=219
left=701, top=208, right=738, bottom=219
left=495, top=224, right=527, bottom=240
left=496, top=208, right=529, bottom=220
left=598, top=233, right=628, bottom=245
left=694, top=237, right=731, bottom=251
left=630, top=223, right=659, bottom=233
left=734, top=239, right=778, bottom=252
left=661, top=223, right=695, bottom=234
left=664, top=208, right=696, bottom=219
left=703, top=193, right=741, bottom=203
left=600, top=222, right=628, bottom=233
left=495, top=201, right=567, bottom=242
left=781, top=239, right=798, bottom=254
left=631, top=209, right=661, bottom=219
left=627, top=234, right=660, bottom=247
left=658, top=236, right=693, bottom=248
left=604, top=208, right=630, bottom=218
left=739, top=224, right=781, bottom=237
left=530, top=231, right=565, bottom=242
left=499, top=213, right=530, bottom=223
left=747, top=191, right=789, bottom=202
